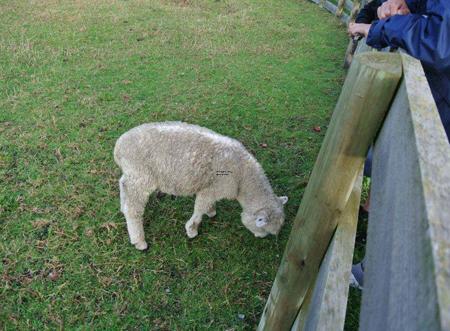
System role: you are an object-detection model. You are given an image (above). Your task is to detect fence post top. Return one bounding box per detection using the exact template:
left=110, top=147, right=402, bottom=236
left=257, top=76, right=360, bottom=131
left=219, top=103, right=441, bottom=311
left=354, top=52, right=402, bottom=75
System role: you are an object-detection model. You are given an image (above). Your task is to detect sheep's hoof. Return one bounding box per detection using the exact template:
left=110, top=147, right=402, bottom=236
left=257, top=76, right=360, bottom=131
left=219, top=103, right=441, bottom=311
left=134, top=241, right=148, bottom=251
left=185, top=223, right=198, bottom=239
left=186, top=228, right=198, bottom=239
left=206, top=210, right=216, bottom=218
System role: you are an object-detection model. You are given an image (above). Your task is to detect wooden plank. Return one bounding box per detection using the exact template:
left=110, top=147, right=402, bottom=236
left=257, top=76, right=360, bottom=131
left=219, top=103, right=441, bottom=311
left=336, top=0, right=345, bottom=17
left=291, top=170, right=363, bottom=331
left=309, top=0, right=363, bottom=17
left=257, top=52, right=402, bottom=331
left=350, top=0, right=361, bottom=21
left=324, top=1, right=338, bottom=15
left=359, top=54, right=450, bottom=331
left=344, top=37, right=373, bottom=69
left=354, top=38, right=373, bottom=54
left=291, top=281, right=315, bottom=331
left=344, top=0, right=353, bottom=12
left=309, top=0, right=349, bottom=21
left=340, top=13, right=350, bottom=25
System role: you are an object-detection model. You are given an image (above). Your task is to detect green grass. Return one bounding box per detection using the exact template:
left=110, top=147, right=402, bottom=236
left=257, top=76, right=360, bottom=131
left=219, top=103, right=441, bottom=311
left=0, top=0, right=359, bottom=329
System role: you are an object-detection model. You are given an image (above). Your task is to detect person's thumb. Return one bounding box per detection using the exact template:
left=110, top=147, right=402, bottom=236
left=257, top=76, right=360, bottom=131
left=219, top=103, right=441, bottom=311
left=398, top=5, right=410, bottom=15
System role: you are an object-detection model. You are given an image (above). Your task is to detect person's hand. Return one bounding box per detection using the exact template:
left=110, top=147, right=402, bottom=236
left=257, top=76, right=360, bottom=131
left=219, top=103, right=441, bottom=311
left=377, top=0, right=410, bottom=19
left=348, top=23, right=371, bottom=38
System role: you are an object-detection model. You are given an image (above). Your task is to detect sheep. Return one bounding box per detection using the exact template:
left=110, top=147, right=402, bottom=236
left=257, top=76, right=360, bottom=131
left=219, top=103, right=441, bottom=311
left=114, top=122, right=288, bottom=251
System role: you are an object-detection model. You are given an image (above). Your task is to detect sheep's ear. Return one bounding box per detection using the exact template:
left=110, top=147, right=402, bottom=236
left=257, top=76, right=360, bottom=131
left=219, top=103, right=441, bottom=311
left=255, top=216, right=268, bottom=228
left=279, top=196, right=288, bottom=205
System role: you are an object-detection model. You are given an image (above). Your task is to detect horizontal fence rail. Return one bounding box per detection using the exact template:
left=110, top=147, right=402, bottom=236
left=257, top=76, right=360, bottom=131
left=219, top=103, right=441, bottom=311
left=309, top=0, right=368, bottom=25
left=290, top=170, right=363, bottom=331
left=360, top=53, right=450, bottom=331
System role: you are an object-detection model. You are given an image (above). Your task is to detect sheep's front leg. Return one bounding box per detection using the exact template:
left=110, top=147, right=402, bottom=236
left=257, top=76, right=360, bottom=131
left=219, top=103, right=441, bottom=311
left=185, top=193, right=215, bottom=239
left=206, top=204, right=216, bottom=218
left=120, top=175, right=154, bottom=250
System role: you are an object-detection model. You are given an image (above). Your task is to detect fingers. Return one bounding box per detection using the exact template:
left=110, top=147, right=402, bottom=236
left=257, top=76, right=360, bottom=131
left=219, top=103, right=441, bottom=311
left=378, top=2, right=391, bottom=19
left=347, top=23, right=360, bottom=37
left=378, top=0, right=410, bottom=19
left=347, top=22, right=355, bottom=36
left=347, top=23, right=371, bottom=38
left=398, top=5, right=410, bottom=15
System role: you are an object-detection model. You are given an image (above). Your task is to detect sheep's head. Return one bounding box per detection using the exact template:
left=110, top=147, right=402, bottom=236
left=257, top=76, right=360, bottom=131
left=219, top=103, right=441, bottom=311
left=241, top=196, right=288, bottom=238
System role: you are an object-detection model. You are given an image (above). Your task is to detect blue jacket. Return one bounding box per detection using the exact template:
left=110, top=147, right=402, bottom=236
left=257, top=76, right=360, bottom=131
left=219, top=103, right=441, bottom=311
left=356, top=0, right=385, bottom=24
left=367, top=0, right=450, bottom=141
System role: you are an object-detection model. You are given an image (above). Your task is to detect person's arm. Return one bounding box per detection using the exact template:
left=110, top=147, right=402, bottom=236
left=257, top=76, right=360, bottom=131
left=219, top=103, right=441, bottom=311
left=367, top=1, right=450, bottom=70
left=404, top=0, right=424, bottom=13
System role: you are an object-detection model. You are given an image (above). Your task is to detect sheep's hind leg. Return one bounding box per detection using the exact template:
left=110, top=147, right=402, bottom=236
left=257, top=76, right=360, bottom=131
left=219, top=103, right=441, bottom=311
left=185, top=193, right=215, bottom=239
left=119, top=175, right=154, bottom=251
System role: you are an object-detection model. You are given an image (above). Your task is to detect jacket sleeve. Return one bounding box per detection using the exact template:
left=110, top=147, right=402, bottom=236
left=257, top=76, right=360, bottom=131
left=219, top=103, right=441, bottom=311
left=356, top=0, right=384, bottom=24
left=405, top=0, right=419, bottom=12
left=366, top=1, right=450, bottom=71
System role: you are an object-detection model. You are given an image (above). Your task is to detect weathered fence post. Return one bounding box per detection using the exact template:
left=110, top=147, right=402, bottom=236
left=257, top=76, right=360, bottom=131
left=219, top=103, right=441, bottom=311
left=257, top=52, right=403, bottom=331
left=359, top=53, right=450, bottom=331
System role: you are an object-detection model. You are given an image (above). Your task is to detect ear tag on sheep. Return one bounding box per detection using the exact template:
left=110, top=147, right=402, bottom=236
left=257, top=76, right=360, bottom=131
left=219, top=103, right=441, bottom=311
left=279, top=196, right=289, bottom=205
left=256, top=217, right=268, bottom=228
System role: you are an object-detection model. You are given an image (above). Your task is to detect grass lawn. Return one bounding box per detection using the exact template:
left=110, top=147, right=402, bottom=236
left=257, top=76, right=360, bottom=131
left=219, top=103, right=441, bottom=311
left=0, top=0, right=359, bottom=329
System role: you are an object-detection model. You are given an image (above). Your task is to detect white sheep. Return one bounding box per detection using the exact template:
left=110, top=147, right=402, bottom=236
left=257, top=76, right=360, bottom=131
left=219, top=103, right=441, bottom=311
left=114, top=122, right=288, bottom=250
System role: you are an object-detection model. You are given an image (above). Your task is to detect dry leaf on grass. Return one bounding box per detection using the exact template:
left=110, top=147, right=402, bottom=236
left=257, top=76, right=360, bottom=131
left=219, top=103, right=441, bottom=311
left=32, top=219, right=51, bottom=229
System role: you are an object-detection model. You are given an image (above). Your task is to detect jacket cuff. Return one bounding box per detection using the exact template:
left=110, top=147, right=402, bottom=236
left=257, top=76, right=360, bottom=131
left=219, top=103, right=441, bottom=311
left=366, top=20, right=388, bottom=50
left=405, top=0, right=418, bottom=12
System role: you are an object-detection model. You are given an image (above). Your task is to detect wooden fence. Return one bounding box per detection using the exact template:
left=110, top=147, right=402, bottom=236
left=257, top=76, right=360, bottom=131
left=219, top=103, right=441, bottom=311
left=309, top=0, right=365, bottom=24
left=257, top=3, right=450, bottom=330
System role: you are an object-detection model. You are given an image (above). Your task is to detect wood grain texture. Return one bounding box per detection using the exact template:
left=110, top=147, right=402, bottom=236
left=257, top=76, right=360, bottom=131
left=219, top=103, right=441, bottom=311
left=323, top=1, right=338, bottom=15
left=257, top=52, right=402, bottom=331
left=310, top=0, right=354, bottom=13
left=336, top=0, right=345, bottom=17
left=309, top=0, right=349, bottom=23
left=355, top=38, right=373, bottom=54
left=345, top=0, right=354, bottom=12
left=359, top=53, right=450, bottom=331
left=344, top=37, right=374, bottom=69
left=291, top=280, right=315, bottom=331
left=291, top=170, right=363, bottom=331
left=350, top=0, right=361, bottom=20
